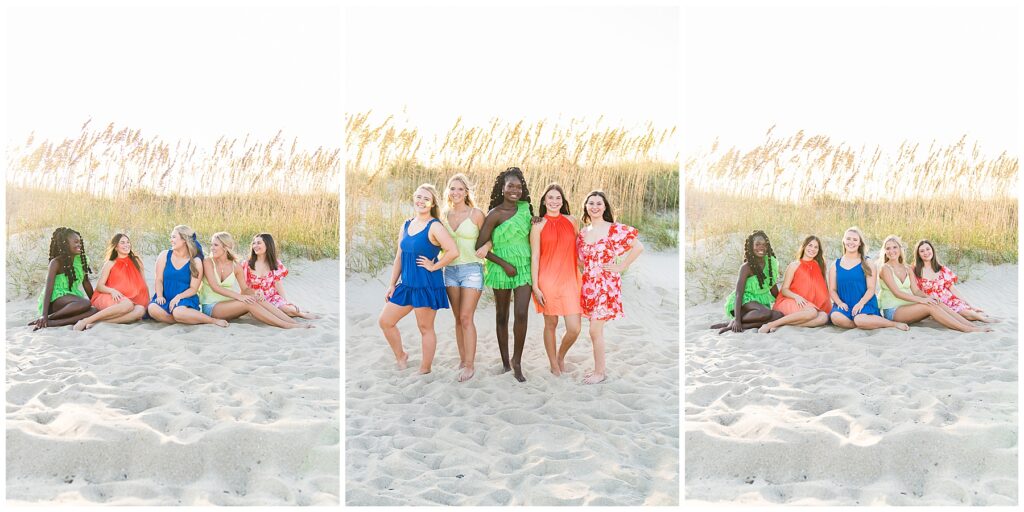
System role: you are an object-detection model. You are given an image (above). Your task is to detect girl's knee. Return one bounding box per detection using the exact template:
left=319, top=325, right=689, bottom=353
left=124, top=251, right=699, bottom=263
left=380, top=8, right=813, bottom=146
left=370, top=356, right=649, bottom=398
left=416, top=321, right=434, bottom=334
left=458, top=312, right=475, bottom=328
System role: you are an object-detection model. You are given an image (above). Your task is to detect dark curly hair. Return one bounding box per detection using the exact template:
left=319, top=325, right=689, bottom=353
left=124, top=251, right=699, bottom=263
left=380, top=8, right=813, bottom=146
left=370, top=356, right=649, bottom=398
left=743, top=230, right=775, bottom=288
left=487, top=166, right=534, bottom=215
left=48, top=227, right=90, bottom=286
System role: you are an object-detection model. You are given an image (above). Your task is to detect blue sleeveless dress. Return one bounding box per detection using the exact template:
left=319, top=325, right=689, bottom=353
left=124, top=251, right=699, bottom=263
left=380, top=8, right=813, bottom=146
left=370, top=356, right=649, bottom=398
left=389, top=219, right=449, bottom=310
left=832, top=258, right=881, bottom=319
left=150, top=250, right=201, bottom=312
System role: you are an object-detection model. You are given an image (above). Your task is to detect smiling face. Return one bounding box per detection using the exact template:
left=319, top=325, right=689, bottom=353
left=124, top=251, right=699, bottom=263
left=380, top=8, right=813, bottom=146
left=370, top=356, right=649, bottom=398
left=751, top=235, right=768, bottom=258
left=544, top=188, right=564, bottom=213
left=448, top=179, right=468, bottom=206
left=210, top=237, right=224, bottom=258
left=843, top=230, right=862, bottom=254
left=502, top=176, right=523, bottom=202
left=170, top=230, right=184, bottom=250
left=585, top=194, right=606, bottom=219
left=917, top=242, right=934, bottom=262
left=413, top=187, right=435, bottom=213
left=116, top=235, right=132, bottom=256
left=803, top=239, right=819, bottom=259
left=884, top=239, right=903, bottom=263
left=251, top=236, right=266, bottom=255
left=67, top=233, right=82, bottom=255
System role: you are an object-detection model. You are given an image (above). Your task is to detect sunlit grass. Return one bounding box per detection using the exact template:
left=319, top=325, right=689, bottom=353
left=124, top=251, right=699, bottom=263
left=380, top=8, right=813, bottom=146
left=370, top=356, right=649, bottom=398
left=346, top=112, right=679, bottom=274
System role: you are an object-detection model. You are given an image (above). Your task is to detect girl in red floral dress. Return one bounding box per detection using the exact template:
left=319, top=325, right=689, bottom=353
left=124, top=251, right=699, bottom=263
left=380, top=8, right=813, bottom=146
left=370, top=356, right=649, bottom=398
left=912, top=240, right=998, bottom=323
left=244, top=233, right=318, bottom=321
left=576, top=191, right=644, bottom=384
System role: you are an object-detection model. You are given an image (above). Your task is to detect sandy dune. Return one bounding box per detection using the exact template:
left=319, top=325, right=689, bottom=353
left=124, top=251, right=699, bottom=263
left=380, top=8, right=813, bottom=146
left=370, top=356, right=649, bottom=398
left=6, top=258, right=340, bottom=505
left=685, top=264, right=1017, bottom=505
left=345, top=251, right=680, bottom=505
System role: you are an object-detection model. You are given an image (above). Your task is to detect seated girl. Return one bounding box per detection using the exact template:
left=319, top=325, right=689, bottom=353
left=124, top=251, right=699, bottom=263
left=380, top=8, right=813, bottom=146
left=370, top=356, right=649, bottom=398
left=74, top=233, right=148, bottom=330
left=759, top=235, right=831, bottom=333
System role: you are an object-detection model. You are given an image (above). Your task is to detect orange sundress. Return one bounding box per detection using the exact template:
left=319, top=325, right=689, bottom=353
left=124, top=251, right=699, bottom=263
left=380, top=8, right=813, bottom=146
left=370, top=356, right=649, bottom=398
left=772, top=259, right=832, bottom=316
left=91, top=257, right=150, bottom=310
left=532, top=214, right=582, bottom=315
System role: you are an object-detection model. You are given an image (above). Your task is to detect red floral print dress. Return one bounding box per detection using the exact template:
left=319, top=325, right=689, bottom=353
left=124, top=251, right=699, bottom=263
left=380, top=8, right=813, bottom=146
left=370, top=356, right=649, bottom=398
left=243, top=260, right=293, bottom=308
left=577, top=223, right=639, bottom=321
left=915, top=266, right=969, bottom=312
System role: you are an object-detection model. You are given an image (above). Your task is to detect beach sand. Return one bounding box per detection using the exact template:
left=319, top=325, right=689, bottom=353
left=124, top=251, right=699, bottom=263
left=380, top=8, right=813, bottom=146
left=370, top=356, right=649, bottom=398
left=685, top=263, right=1018, bottom=505
left=5, top=258, right=340, bottom=505
left=345, top=251, right=680, bottom=505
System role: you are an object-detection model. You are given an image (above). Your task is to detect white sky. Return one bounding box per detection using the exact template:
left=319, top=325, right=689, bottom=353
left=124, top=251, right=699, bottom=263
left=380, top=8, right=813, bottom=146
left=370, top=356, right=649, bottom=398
left=346, top=0, right=680, bottom=155
left=683, top=0, right=1020, bottom=154
left=5, top=0, right=342, bottom=149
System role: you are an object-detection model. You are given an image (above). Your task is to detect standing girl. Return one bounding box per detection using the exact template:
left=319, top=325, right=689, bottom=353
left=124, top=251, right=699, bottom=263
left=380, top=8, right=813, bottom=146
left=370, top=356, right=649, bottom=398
left=577, top=191, right=644, bottom=384
left=73, top=233, right=148, bottom=330
left=477, top=167, right=534, bottom=382
left=379, top=184, right=460, bottom=374
left=441, top=174, right=489, bottom=382
left=530, top=183, right=583, bottom=376
left=32, top=227, right=96, bottom=330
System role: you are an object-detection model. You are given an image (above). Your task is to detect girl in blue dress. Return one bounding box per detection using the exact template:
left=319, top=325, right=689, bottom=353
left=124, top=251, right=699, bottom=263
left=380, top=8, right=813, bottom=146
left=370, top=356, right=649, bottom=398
left=147, top=225, right=228, bottom=327
left=378, top=184, right=460, bottom=374
left=827, top=227, right=908, bottom=331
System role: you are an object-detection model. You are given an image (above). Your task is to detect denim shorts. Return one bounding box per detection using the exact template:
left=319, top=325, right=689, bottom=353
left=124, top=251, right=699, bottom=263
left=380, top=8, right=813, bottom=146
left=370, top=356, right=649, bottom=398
left=882, top=307, right=897, bottom=321
left=201, top=303, right=217, bottom=316
left=444, top=263, right=484, bottom=291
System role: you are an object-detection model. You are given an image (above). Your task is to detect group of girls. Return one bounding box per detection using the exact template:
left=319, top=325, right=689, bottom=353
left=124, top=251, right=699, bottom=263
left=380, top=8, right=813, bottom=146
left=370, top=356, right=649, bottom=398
left=31, top=226, right=316, bottom=331
left=378, top=167, right=644, bottom=384
left=713, top=227, right=996, bottom=334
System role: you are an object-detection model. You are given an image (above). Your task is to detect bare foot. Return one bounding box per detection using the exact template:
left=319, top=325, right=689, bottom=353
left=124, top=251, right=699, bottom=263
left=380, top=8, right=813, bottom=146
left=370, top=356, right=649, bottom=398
left=710, top=322, right=729, bottom=329
left=557, top=356, right=567, bottom=373
left=511, top=363, right=526, bottom=382
left=894, top=322, right=909, bottom=331
left=214, top=319, right=229, bottom=328
left=457, top=366, right=475, bottom=382
left=396, top=352, right=409, bottom=370
left=549, top=365, right=561, bottom=376
left=458, top=361, right=466, bottom=370
left=583, top=372, right=606, bottom=385
left=757, top=324, right=773, bottom=334
left=73, top=320, right=90, bottom=332
left=502, top=364, right=512, bottom=374
left=982, top=317, right=1000, bottom=323
left=419, top=366, right=431, bottom=374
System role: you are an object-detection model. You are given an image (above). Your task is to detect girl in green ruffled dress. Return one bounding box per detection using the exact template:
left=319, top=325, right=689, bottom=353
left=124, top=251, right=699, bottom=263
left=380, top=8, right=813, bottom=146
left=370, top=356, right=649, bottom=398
left=711, top=230, right=783, bottom=334
left=476, top=167, right=534, bottom=382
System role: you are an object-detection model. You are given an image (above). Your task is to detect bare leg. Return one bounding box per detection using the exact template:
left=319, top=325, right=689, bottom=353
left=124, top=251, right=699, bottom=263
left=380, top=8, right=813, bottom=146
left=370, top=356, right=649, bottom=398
left=830, top=312, right=856, bottom=329
left=74, top=300, right=134, bottom=331
left=255, top=300, right=300, bottom=325
left=543, top=315, right=561, bottom=375
left=44, top=308, right=97, bottom=329
left=853, top=313, right=908, bottom=331
left=717, top=303, right=782, bottom=334
left=172, top=307, right=229, bottom=327
left=456, top=288, right=482, bottom=382
left=510, top=285, right=531, bottom=382
left=557, top=314, right=582, bottom=373
left=378, top=302, right=413, bottom=369
left=758, top=307, right=817, bottom=333
left=584, top=319, right=607, bottom=384
left=32, top=295, right=92, bottom=326
left=214, top=301, right=306, bottom=328
left=493, top=289, right=512, bottom=373
left=961, top=308, right=997, bottom=323
left=148, top=303, right=175, bottom=324
left=894, top=303, right=986, bottom=333
left=935, top=302, right=981, bottom=330
left=413, top=307, right=438, bottom=374
left=447, top=286, right=465, bottom=368
left=280, top=303, right=317, bottom=320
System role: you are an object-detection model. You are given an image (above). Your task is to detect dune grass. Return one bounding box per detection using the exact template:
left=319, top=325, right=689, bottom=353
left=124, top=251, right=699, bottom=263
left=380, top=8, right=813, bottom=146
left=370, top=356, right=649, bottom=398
left=6, top=121, right=340, bottom=298
left=346, top=112, right=679, bottom=275
left=685, top=129, right=1018, bottom=304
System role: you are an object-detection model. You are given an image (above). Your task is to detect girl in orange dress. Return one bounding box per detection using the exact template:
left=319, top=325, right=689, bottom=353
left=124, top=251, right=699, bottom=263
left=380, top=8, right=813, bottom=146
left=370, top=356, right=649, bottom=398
left=530, top=183, right=583, bottom=376
left=759, top=235, right=831, bottom=333
left=74, top=233, right=149, bottom=330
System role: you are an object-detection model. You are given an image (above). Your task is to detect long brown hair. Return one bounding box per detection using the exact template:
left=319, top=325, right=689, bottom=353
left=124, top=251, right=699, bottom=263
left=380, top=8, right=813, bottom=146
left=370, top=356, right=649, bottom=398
left=581, top=190, right=614, bottom=224
left=798, top=235, right=826, bottom=280
left=104, top=233, right=143, bottom=271
left=912, top=239, right=942, bottom=278
left=539, top=183, right=571, bottom=216
left=248, top=233, right=280, bottom=271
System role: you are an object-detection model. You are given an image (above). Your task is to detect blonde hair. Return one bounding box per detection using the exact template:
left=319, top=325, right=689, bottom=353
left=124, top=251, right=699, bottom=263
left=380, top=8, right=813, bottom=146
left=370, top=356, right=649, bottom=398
left=211, top=231, right=239, bottom=261
left=443, top=173, right=476, bottom=213
left=172, top=224, right=202, bottom=278
left=415, top=184, right=442, bottom=220
left=878, top=235, right=906, bottom=265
